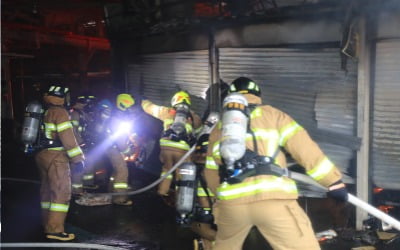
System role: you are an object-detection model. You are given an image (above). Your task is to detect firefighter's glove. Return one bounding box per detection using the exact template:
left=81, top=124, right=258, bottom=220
left=71, top=161, right=85, bottom=174
left=327, top=180, right=348, bottom=202
left=187, top=134, right=197, bottom=147
left=165, top=128, right=186, bottom=142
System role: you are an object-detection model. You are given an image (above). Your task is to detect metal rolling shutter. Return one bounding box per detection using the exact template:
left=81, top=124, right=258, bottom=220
left=126, top=64, right=141, bottom=94
left=372, top=40, right=400, bottom=190
left=133, top=50, right=210, bottom=117
left=219, top=47, right=357, bottom=181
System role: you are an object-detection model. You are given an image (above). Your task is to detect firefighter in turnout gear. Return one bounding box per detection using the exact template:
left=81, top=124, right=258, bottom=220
left=204, top=77, right=348, bottom=250
left=69, top=94, right=97, bottom=194
left=140, top=91, right=203, bottom=203
left=189, top=113, right=220, bottom=250
left=104, top=93, right=138, bottom=206
left=34, top=84, right=85, bottom=241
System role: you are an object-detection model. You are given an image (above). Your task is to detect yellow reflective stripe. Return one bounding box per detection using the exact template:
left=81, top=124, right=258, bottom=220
left=195, top=125, right=203, bottom=135
left=163, top=119, right=174, bottom=130
left=48, top=147, right=64, bottom=151
left=114, top=183, right=129, bottom=189
left=279, top=121, right=303, bottom=146
left=160, top=139, right=190, bottom=150
left=217, top=177, right=298, bottom=200
left=49, top=203, right=69, bottom=212
left=83, top=174, right=94, bottom=180
left=206, top=156, right=219, bottom=170
left=45, top=123, right=56, bottom=130
left=141, top=100, right=152, bottom=110
left=41, top=202, right=50, bottom=209
left=197, top=187, right=214, bottom=197
left=67, top=146, right=83, bottom=158
left=307, top=157, right=335, bottom=181
left=247, top=128, right=279, bottom=141
left=78, top=126, right=83, bottom=132
left=72, top=183, right=83, bottom=188
left=248, top=81, right=256, bottom=90
left=212, top=141, right=221, bottom=158
left=185, top=123, right=193, bottom=133
left=57, top=121, right=73, bottom=132
left=217, top=121, right=222, bottom=129
left=161, top=171, right=173, bottom=180
left=45, top=123, right=56, bottom=139
left=71, top=120, right=79, bottom=126
left=247, top=128, right=279, bottom=156
left=250, top=107, right=262, bottom=119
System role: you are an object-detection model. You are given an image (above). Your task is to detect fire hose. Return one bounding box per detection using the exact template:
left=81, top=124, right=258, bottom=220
left=5, top=118, right=400, bottom=230
left=289, top=171, right=400, bottom=231
left=1, top=143, right=195, bottom=197
left=0, top=242, right=125, bottom=249
left=2, top=123, right=216, bottom=199
left=4, top=156, right=400, bottom=231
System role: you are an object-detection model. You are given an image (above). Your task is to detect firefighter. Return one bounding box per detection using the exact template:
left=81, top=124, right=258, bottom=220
left=204, top=77, right=349, bottom=250
left=189, top=118, right=219, bottom=250
left=104, top=93, right=141, bottom=206
left=34, top=84, right=85, bottom=241
left=69, top=94, right=97, bottom=194
left=140, top=91, right=203, bottom=204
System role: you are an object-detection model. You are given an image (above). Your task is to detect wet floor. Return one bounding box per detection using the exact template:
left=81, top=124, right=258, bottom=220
left=1, top=129, right=400, bottom=250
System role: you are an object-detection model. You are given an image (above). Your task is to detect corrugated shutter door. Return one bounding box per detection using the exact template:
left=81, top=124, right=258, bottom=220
left=372, top=40, right=400, bottom=190
left=140, top=50, right=210, bottom=117
left=126, top=64, right=141, bottom=94
left=219, top=47, right=357, bottom=180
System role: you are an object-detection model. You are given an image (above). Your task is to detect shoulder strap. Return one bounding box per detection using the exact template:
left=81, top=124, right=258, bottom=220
left=247, top=104, right=259, bottom=154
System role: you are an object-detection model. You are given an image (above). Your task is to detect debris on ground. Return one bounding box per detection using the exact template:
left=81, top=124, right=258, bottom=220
left=75, top=193, right=112, bottom=206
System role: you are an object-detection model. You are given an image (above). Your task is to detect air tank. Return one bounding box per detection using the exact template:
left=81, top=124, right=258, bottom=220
left=170, top=103, right=190, bottom=135
left=175, top=162, right=197, bottom=222
left=21, top=101, right=43, bottom=153
left=219, top=93, right=249, bottom=174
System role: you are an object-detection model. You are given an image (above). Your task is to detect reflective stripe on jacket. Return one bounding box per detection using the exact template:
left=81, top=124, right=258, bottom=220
left=141, top=99, right=202, bottom=150
left=42, top=97, right=84, bottom=163
left=204, top=94, right=342, bottom=204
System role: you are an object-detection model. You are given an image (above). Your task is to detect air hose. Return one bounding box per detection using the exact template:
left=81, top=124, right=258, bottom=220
left=0, top=242, right=126, bottom=249
left=2, top=145, right=194, bottom=197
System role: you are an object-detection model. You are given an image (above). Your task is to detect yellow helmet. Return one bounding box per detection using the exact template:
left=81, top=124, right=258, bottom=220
left=116, top=93, right=135, bottom=111
left=171, top=91, right=191, bottom=107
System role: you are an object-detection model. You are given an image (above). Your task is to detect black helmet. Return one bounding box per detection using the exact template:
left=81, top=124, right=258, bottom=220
left=229, top=77, right=261, bottom=97
left=47, top=84, right=69, bottom=98
left=77, top=94, right=96, bottom=104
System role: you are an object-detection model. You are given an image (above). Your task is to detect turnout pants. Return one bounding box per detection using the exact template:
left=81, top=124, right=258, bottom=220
left=212, top=199, right=320, bottom=250
left=35, top=150, right=71, bottom=234
left=106, top=147, right=130, bottom=203
left=191, top=222, right=216, bottom=250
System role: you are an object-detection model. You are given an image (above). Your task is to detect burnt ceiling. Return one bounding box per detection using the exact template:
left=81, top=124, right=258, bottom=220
left=1, top=0, right=120, bottom=83
left=1, top=0, right=349, bottom=84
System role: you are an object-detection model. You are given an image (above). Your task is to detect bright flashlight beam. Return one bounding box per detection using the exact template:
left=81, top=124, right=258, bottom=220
left=85, top=121, right=134, bottom=161
left=112, top=121, right=133, bottom=137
